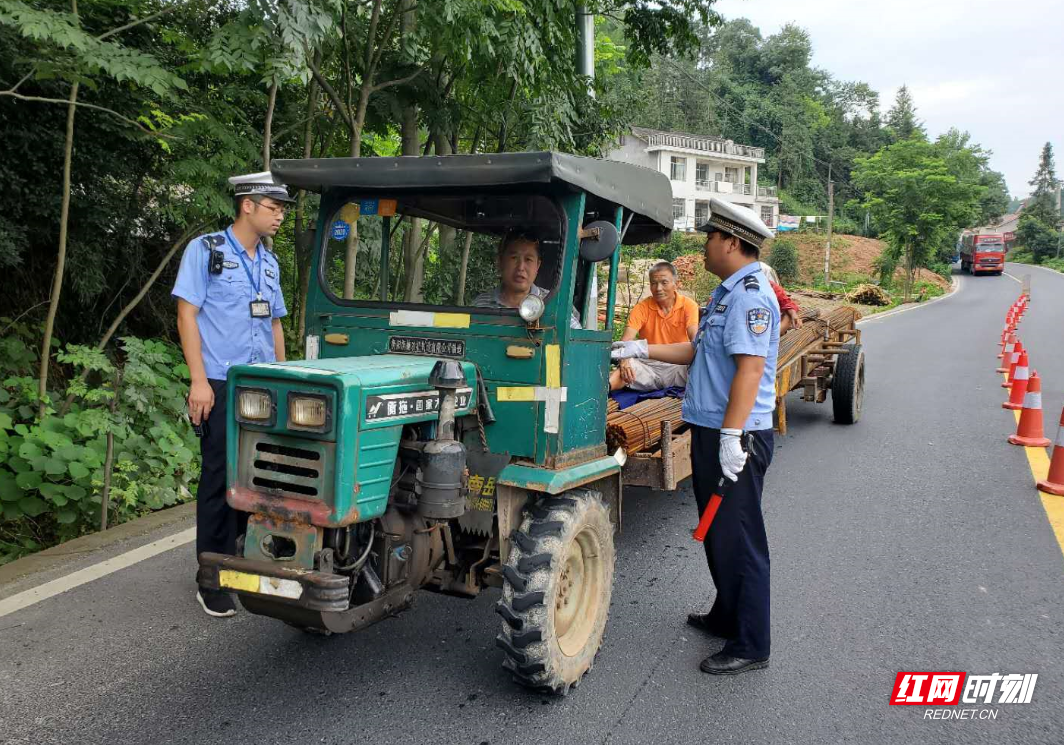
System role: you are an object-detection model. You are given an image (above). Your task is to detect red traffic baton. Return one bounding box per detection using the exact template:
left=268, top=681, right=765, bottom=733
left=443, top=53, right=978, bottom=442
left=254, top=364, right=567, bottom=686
left=693, top=475, right=733, bottom=542
left=693, top=433, right=753, bottom=542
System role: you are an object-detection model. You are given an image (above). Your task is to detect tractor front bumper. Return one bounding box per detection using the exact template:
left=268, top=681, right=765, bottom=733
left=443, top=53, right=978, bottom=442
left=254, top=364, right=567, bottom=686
left=197, top=552, right=349, bottom=612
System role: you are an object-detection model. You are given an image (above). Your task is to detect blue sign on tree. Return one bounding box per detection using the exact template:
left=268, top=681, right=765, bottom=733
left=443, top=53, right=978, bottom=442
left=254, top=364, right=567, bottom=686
left=331, top=220, right=351, bottom=240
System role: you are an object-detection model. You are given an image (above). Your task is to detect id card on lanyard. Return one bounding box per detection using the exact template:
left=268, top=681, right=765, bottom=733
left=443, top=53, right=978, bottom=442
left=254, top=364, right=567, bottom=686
left=226, top=230, right=271, bottom=318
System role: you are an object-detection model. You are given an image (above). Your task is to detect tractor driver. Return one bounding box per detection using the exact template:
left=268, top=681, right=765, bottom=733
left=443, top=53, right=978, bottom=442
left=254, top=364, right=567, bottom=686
left=473, top=229, right=580, bottom=328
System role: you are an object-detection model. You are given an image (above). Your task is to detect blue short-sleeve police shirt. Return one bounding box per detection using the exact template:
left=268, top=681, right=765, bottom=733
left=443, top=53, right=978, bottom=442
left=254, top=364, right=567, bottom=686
left=682, top=263, right=780, bottom=431
left=172, top=227, right=286, bottom=381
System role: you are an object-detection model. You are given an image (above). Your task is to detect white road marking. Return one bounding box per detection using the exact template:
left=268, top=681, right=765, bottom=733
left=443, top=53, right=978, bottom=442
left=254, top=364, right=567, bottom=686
left=0, top=527, right=195, bottom=619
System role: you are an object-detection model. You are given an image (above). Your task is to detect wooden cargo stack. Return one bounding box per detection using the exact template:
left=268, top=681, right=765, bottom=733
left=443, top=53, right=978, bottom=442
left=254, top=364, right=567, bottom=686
left=605, top=397, right=684, bottom=452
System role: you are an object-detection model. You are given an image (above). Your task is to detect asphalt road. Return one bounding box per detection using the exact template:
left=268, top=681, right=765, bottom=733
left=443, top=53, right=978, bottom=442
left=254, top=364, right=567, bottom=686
left=2, top=264, right=1063, bottom=745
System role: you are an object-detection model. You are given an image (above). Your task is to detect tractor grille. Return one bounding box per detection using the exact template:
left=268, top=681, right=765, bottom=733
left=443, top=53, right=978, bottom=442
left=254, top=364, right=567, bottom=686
left=239, top=432, right=332, bottom=501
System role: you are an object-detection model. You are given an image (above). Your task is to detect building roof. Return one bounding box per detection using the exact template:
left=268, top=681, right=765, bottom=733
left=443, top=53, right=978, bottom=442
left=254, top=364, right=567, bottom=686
left=630, top=126, right=732, bottom=146
left=628, top=126, right=765, bottom=161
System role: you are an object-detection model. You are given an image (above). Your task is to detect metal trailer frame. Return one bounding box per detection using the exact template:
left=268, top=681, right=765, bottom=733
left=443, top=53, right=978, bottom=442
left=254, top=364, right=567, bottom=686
left=773, top=313, right=862, bottom=436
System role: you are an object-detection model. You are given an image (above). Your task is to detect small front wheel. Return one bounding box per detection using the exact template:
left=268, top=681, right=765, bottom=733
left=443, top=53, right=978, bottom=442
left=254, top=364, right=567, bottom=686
left=496, top=489, right=615, bottom=695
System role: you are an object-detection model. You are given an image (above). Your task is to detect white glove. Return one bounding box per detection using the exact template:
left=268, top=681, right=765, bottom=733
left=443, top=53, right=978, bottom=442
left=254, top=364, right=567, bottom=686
left=611, top=339, right=648, bottom=361
left=719, top=428, right=748, bottom=482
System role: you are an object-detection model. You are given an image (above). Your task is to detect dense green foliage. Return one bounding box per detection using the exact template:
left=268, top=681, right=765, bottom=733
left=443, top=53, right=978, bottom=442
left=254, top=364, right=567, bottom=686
left=850, top=138, right=986, bottom=299
left=0, top=322, right=198, bottom=563
left=766, top=238, right=799, bottom=284
left=1013, top=143, right=1062, bottom=264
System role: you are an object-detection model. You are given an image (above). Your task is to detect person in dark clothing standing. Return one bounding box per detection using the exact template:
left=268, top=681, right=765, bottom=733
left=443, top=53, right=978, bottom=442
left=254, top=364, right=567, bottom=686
left=612, top=198, right=779, bottom=674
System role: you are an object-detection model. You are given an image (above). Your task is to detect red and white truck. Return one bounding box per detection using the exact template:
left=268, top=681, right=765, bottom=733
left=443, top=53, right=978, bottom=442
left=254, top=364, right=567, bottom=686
left=960, top=233, right=1005, bottom=275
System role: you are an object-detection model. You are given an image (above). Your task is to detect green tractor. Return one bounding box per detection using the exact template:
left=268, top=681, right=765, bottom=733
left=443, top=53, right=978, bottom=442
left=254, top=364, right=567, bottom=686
left=196, top=153, right=672, bottom=694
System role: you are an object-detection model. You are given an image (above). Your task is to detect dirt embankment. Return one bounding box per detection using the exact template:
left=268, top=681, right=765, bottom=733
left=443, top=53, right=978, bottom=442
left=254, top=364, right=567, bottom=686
left=620, top=233, right=952, bottom=320
left=763, top=233, right=951, bottom=291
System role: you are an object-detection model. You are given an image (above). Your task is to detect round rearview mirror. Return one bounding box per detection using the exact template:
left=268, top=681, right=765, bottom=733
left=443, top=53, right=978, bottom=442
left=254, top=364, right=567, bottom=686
left=579, top=220, right=620, bottom=262
left=518, top=294, right=545, bottom=324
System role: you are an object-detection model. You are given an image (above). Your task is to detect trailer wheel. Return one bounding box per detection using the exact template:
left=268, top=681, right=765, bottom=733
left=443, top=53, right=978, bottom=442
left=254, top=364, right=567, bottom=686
left=831, top=343, right=865, bottom=424
left=495, top=489, right=615, bottom=695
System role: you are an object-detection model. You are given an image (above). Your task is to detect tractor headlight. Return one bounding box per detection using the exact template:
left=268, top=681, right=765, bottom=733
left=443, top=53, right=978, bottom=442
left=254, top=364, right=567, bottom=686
left=518, top=294, right=545, bottom=324
left=288, top=393, right=329, bottom=431
left=236, top=388, right=275, bottom=424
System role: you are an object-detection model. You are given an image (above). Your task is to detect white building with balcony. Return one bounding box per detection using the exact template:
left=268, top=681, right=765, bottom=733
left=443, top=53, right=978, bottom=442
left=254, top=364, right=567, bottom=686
left=604, top=126, right=780, bottom=233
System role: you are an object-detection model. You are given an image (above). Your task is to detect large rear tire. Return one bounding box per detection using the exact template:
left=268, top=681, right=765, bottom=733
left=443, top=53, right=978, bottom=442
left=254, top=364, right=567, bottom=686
left=496, top=489, right=615, bottom=695
left=831, top=343, right=865, bottom=424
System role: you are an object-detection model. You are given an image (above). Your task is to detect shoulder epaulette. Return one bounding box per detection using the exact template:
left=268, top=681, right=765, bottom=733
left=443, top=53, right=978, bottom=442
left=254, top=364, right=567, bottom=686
left=201, top=234, right=224, bottom=251
left=743, top=274, right=760, bottom=291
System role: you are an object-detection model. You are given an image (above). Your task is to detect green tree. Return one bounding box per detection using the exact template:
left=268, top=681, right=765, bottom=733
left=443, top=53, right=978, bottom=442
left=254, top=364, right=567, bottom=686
left=1024, top=142, right=1060, bottom=227
left=851, top=138, right=985, bottom=300
left=766, top=238, right=799, bottom=284
left=934, top=128, right=1009, bottom=228
left=886, top=84, right=924, bottom=142
left=1015, top=213, right=1059, bottom=263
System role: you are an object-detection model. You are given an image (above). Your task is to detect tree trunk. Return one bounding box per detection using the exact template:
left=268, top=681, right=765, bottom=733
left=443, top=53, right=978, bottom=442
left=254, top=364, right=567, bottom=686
left=434, top=130, right=456, bottom=301
left=38, top=78, right=79, bottom=420
left=295, top=57, right=321, bottom=341
left=263, top=81, right=278, bottom=169
left=456, top=232, right=474, bottom=305
left=401, top=100, right=424, bottom=302
left=455, top=131, right=481, bottom=305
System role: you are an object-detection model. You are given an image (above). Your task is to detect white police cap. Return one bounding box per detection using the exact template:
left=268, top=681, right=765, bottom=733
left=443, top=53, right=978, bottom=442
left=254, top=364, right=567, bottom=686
left=228, top=171, right=295, bottom=203
left=696, top=197, right=774, bottom=251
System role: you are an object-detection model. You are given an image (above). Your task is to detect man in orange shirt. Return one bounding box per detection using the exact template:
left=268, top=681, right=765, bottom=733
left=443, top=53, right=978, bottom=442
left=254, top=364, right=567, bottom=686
left=610, top=261, right=700, bottom=391
left=611, top=260, right=803, bottom=393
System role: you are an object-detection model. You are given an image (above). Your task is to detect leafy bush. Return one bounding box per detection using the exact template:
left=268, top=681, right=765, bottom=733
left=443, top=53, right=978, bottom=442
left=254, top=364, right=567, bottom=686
left=1006, top=247, right=1036, bottom=264
left=873, top=247, right=899, bottom=290
left=623, top=232, right=704, bottom=265
left=1043, top=257, right=1064, bottom=273
left=0, top=323, right=198, bottom=564
left=767, top=238, right=800, bottom=285
left=928, top=262, right=953, bottom=281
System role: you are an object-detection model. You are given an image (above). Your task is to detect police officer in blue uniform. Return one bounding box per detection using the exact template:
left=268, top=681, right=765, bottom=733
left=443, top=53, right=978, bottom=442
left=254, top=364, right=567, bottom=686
left=612, top=198, right=779, bottom=674
left=172, top=172, right=294, bottom=618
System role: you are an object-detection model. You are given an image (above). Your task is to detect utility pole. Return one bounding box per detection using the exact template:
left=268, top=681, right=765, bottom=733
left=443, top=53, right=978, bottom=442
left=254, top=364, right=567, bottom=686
left=824, top=164, right=834, bottom=286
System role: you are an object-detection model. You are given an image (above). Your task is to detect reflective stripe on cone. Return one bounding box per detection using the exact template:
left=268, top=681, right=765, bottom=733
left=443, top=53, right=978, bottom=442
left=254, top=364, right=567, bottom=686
left=1009, top=371, right=1052, bottom=448
left=1004, top=352, right=1030, bottom=410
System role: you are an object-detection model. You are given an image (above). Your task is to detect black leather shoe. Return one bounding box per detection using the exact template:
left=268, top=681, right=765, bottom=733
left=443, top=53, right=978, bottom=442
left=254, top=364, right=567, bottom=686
left=699, top=651, right=769, bottom=675
left=686, top=613, right=730, bottom=639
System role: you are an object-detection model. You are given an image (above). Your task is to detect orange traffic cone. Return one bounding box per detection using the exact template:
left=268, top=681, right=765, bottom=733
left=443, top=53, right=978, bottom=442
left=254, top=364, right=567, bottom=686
left=1002, top=341, right=1024, bottom=386
left=997, top=332, right=1016, bottom=365
left=1003, top=351, right=1029, bottom=410
left=1037, top=406, right=1064, bottom=496
left=1009, top=372, right=1052, bottom=447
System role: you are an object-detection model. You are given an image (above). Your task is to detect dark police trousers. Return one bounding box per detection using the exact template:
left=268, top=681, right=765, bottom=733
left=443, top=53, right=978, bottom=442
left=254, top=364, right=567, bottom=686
left=196, top=380, right=247, bottom=569
left=690, top=426, right=774, bottom=659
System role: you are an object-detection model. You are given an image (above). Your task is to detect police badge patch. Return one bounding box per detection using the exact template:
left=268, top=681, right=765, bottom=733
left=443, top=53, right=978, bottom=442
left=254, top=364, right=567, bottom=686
left=222, top=260, right=239, bottom=269
left=747, top=308, right=770, bottom=335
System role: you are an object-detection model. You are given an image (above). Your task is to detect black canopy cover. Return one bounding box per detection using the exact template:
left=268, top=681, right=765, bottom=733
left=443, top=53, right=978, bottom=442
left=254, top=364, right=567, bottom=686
left=271, top=152, right=672, bottom=245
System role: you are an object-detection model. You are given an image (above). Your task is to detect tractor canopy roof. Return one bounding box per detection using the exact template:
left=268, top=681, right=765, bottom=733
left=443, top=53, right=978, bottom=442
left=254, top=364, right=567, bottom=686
left=271, top=152, right=672, bottom=245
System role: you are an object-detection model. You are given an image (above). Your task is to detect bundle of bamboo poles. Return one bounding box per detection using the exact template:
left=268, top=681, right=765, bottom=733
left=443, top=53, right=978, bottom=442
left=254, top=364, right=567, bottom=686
left=607, top=398, right=619, bottom=415
left=605, top=397, right=683, bottom=453
left=779, top=306, right=859, bottom=368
